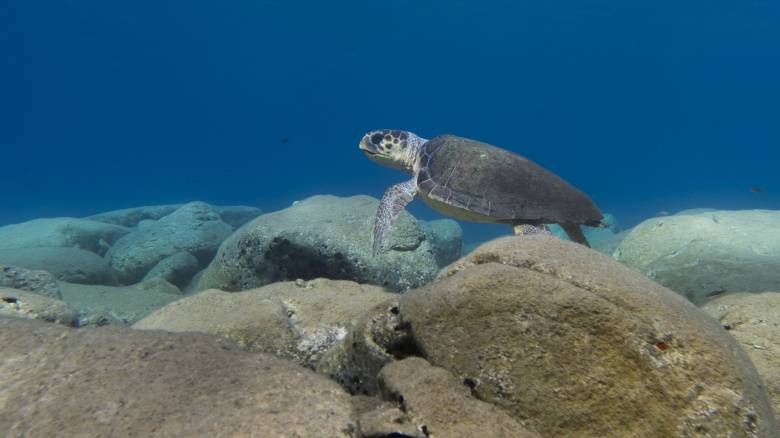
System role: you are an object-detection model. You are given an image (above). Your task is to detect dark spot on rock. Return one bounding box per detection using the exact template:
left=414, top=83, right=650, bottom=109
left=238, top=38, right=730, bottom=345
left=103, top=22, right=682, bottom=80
left=393, top=138, right=399, bottom=144
left=2, top=297, right=18, bottom=304
left=400, top=140, right=407, bottom=148
left=655, top=342, right=670, bottom=351
left=371, top=133, right=384, bottom=145
left=263, top=237, right=355, bottom=282
left=705, top=289, right=727, bottom=298
left=390, top=305, right=400, bottom=315
left=384, top=134, right=392, bottom=141
left=400, top=132, right=408, bottom=140
left=463, top=377, right=479, bottom=397
left=386, top=322, right=421, bottom=359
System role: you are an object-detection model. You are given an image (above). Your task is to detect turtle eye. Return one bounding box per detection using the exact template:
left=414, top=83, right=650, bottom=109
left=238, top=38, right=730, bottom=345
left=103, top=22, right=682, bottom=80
left=370, top=133, right=384, bottom=146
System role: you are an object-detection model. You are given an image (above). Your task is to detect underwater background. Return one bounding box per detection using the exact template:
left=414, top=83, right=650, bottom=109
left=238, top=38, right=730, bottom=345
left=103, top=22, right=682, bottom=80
left=5, top=2, right=780, bottom=436
left=3, top=0, right=779, bottom=244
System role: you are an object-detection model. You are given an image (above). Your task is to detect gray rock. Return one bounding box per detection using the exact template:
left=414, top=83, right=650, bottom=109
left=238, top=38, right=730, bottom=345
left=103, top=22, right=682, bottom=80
left=86, top=204, right=182, bottom=227
left=614, top=210, right=780, bottom=304
left=134, top=278, right=395, bottom=371
left=702, top=292, right=780, bottom=427
left=142, top=251, right=200, bottom=288
left=0, top=247, right=116, bottom=285
left=107, top=202, right=233, bottom=284
left=0, top=217, right=129, bottom=255
left=87, top=203, right=263, bottom=230
left=0, top=317, right=356, bottom=437
left=214, top=205, right=264, bottom=229
left=375, top=357, right=539, bottom=437
left=59, top=279, right=183, bottom=326
left=0, top=288, right=79, bottom=326
left=197, top=195, right=438, bottom=293
left=0, top=264, right=61, bottom=299
left=401, top=235, right=777, bottom=437
left=420, top=219, right=463, bottom=267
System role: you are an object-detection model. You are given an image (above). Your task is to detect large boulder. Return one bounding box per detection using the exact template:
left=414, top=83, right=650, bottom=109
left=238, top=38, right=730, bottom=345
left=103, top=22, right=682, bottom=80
left=134, top=278, right=395, bottom=371
left=0, top=317, right=355, bottom=437
left=0, top=247, right=116, bottom=285
left=0, top=287, right=79, bottom=326
left=400, top=235, right=777, bottom=437
left=0, top=264, right=61, bottom=299
left=197, top=195, right=438, bottom=292
left=106, top=202, right=233, bottom=284
left=59, top=279, right=183, bottom=326
left=0, top=217, right=129, bottom=255
left=614, top=210, right=780, bottom=304
left=702, top=292, right=780, bottom=426
left=419, top=219, right=463, bottom=267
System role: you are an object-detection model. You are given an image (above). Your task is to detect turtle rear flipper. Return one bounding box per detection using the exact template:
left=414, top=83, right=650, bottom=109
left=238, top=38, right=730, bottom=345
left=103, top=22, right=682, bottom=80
left=560, top=222, right=590, bottom=247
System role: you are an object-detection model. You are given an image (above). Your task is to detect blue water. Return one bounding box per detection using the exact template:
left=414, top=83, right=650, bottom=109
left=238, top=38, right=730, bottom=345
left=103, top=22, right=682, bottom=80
left=3, top=1, right=779, bottom=243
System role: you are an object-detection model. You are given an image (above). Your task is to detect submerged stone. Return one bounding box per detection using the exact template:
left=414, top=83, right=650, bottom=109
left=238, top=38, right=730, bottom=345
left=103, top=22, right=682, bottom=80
left=106, top=202, right=233, bottom=284
left=614, top=209, right=780, bottom=304
left=702, top=292, right=780, bottom=427
left=0, top=317, right=355, bottom=437
left=401, top=235, right=777, bottom=437
left=197, top=195, right=438, bottom=293
left=134, top=278, right=394, bottom=372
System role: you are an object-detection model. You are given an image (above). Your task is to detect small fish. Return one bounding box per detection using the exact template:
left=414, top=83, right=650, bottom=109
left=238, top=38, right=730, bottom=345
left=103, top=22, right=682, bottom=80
left=705, top=288, right=727, bottom=298
left=280, top=137, right=289, bottom=144
left=750, top=186, right=763, bottom=193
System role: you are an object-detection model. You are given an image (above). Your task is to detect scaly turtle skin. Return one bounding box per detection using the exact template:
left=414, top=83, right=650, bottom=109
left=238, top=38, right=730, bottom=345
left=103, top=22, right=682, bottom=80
left=359, top=130, right=604, bottom=255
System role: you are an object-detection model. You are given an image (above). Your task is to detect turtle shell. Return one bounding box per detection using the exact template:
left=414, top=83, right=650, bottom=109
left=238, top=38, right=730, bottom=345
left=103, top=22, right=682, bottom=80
left=416, top=135, right=603, bottom=226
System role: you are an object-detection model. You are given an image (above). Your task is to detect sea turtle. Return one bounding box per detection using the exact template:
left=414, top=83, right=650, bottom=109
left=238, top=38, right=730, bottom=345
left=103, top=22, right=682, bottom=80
left=359, top=130, right=604, bottom=255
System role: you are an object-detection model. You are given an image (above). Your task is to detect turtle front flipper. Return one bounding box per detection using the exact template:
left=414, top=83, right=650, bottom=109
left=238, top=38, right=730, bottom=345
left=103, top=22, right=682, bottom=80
left=373, top=178, right=417, bottom=256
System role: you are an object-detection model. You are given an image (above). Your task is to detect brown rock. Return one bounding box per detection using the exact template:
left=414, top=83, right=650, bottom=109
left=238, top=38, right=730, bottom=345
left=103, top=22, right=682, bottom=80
left=0, top=317, right=356, bottom=437
left=134, top=278, right=395, bottom=371
left=376, top=357, right=539, bottom=437
left=702, top=292, right=780, bottom=426
left=401, top=235, right=777, bottom=437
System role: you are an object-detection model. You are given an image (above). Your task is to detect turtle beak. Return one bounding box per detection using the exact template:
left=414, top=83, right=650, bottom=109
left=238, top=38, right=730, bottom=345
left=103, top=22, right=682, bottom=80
left=359, top=135, right=380, bottom=156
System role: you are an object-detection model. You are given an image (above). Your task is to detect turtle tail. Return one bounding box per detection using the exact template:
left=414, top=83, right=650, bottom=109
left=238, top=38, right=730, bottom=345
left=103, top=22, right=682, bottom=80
left=560, top=223, right=590, bottom=247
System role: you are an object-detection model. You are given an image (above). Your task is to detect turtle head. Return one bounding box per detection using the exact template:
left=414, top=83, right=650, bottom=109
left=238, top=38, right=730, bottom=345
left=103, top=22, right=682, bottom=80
left=359, top=130, right=427, bottom=173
